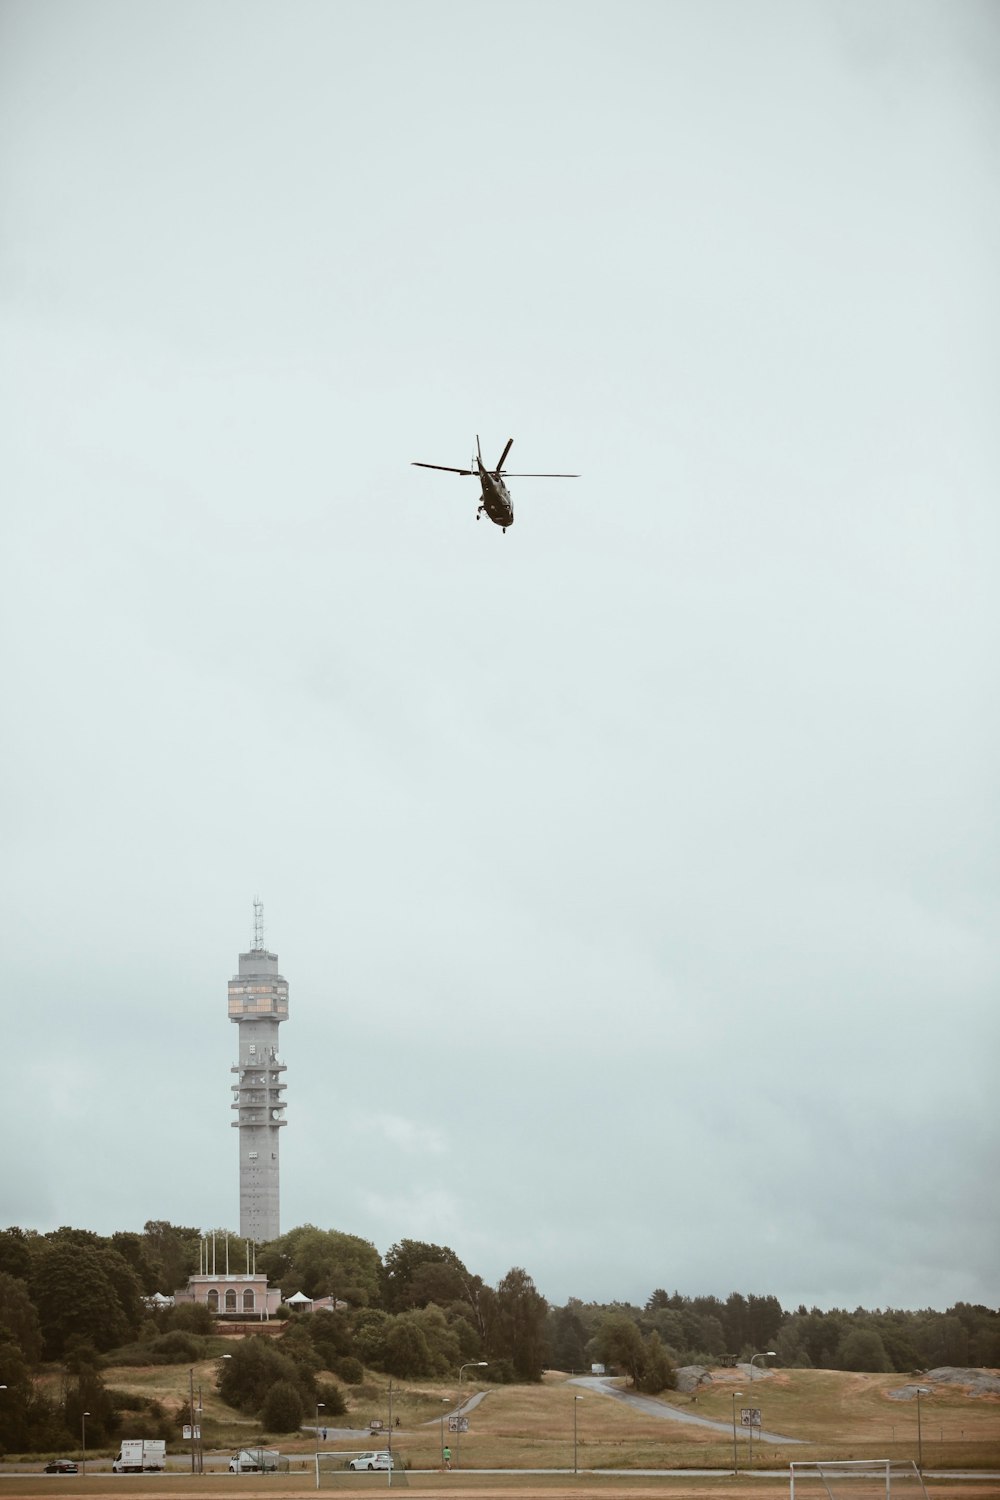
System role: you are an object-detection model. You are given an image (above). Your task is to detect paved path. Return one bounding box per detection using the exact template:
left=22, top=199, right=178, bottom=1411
left=568, top=1374, right=803, bottom=1445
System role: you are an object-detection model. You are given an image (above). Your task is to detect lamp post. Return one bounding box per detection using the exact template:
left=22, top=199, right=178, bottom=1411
left=915, top=1386, right=929, bottom=1472
left=749, top=1350, right=776, bottom=1380
left=731, top=1390, right=743, bottom=1474
left=455, top=1362, right=487, bottom=1470
left=81, top=1411, right=90, bottom=1477
left=188, top=1369, right=197, bottom=1473
left=316, top=1401, right=325, bottom=1450
left=573, top=1394, right=583, bottom=1474
left=440, top=1399, right=449, bottom=1467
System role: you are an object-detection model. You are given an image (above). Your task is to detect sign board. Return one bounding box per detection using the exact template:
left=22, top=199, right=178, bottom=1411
left=369, top=1419, right=384, bottom=1430
left=591, top=1363, right=606, bottom=1375
left=448, top=1417, right=468, bottom=1433
left=182, top=1425, right=201, bottom=1440
left=741, top=1409, right=761, bottom=1428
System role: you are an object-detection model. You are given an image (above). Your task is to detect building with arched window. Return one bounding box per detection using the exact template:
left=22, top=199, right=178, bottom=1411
left=174, top=1270, right=281, bottom=1320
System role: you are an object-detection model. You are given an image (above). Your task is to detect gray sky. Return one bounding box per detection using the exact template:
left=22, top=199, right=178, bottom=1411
left=3, top=0, right=998, bottom=1315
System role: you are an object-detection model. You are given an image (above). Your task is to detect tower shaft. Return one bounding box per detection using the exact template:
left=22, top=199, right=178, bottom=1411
left=229, top=932, right=288, bottom=1243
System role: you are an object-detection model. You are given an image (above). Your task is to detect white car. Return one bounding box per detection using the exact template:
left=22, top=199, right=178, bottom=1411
left=347, top=1451, right=393, bottom=1471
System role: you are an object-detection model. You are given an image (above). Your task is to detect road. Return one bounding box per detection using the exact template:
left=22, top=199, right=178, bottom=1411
left=568, top=1375, right=804, bottom=1446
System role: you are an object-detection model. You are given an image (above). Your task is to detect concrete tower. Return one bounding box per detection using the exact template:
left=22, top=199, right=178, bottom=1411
left=229, top=899, right=288, bottom=1242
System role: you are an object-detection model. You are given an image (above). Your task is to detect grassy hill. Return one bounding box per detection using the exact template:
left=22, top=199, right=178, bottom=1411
left=83, top=1360, right=1000, bottom=1473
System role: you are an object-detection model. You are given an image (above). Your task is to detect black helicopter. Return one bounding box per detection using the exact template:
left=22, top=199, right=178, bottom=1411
left=411, top=436, right=578, bottom=531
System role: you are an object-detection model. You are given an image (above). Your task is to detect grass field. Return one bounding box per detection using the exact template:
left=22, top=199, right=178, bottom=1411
left=7, top=1361, right=997, bottom=1500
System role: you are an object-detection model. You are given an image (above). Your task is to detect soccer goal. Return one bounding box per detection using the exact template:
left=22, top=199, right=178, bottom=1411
left=790, top=1459, right=929, bottom=1500
left=314, top=1453, right=409, bottom=1490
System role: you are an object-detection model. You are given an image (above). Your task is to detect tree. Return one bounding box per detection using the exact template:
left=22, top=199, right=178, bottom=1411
left=0, top=1270, right=43, bottom=1365
left=141, top=1221, right=201, bottom=1294
left=637, top=1331, right=676, bottom=1394
left=350, top=1308, right=390, bottom=1370
left=219, top=1335, right=302, bottom=1414
left=381, top=1239, right=477, bottom=1313
left=0, top=1228, right=34, bottom=1283
left=593, top=1312, right=644, bottom=1387
left=258, top=1226, right=381, bottom=1307
left=29, top=1242, right=138, bottom=1357
left=837, top=1327, right=890, bottom=1372
left=547, top=1305, right=588, bottom=1372
left=261, top=1379, right=303, bottom=1432
left=484, top=1268, right=548, bottom=1382
left=409, top=1304, right=463, bottom=1374
left=383, top=1316, right=432, bottom=1378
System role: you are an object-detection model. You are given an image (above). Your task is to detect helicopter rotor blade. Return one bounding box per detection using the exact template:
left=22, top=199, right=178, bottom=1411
left=498, top=472, right=580, bottom=478
left=411, top=462, right=475, bottom=475
left=495, top=437, right=514, bottom=472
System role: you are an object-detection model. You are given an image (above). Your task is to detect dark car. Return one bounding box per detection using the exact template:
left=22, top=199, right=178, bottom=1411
left=43, top=1460, right=79, bottom=1475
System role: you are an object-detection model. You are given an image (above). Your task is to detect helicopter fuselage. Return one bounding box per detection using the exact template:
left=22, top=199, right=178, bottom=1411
left=477, top=462, right=514, bottom=529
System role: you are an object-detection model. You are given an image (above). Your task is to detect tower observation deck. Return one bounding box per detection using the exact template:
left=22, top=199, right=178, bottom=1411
left=229, top=900, right=287, bottom=1242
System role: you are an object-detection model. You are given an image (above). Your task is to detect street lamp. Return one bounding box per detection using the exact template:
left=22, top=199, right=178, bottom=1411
left=573, top=1394, right=583, bottom=1474
left=731, top=1391, right=743, bottom=1474
left=316, top=1401, right=325, bottom=1449
left=455, top=1362, right=487, bottom=1470
left=749, top=1350, right=776, bottom=1380
left=915, top=1386, right=929, bottom=1471
left=81, top=1411, right=90, bottom=1477
left=188, top=1368, right=197, bottom=1473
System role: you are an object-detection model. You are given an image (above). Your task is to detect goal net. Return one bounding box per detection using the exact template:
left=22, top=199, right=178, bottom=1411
left=315, top=1453, right=409, bottom=1489
left=790, top=1460, right=929, bottom=1500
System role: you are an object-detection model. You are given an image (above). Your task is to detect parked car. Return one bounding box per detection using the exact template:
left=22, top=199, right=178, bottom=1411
left=43, top=1460, right=78, bottom=1475
left=347, top=1450, right=393, bottom=1471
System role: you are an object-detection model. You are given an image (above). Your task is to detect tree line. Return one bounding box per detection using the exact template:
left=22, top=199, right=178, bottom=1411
left=0, top=1220, right=996, bottom=1454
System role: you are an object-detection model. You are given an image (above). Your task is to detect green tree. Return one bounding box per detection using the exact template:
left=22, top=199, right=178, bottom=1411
left=484, top=1268, right=548, bottom=1383
left=219, top=1335, right=302, bottom=1414
left=259, top=1226, right=381, bottom=1307
left=594, top=1312, right=644, bottom=1387
left=261, top=1379, right=303, bottom=1432
left=350, top=1308, right=390, bottom=1370
left=0, top=1269, right=43, bottom=1364
left=0, top=1228, right=34, bottom=1283
left=141, top=1221, right=202, bottom=1294
left=548, top=1305, right=588, bottom=1372
left=637, top=1330, right=676, bottom=1394
left=383, top=1316, right=432, bottom=1377
left=409, top=1304, right=463, bottom=1373
left=29, top=1242, right=136, bottom=1357
left=381, top=1239, right=478, bottom=1313
left=837, top=1327, right=891, bottom=1372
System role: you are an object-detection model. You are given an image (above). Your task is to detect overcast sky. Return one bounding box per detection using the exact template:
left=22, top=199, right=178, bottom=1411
left=2, top=0, right=998, bottom=1317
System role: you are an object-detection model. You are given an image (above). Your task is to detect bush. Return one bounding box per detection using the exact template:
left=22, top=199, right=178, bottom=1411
left=164, top=1303, right=215, bottom=1336
left=333, top=1356, right=364, bottom=1385
left=314, top=1381, right=347, bottom=1418
left=148, top=1331, right=202, bottom=1363
left=260, top=1379, right=303, bottom=1432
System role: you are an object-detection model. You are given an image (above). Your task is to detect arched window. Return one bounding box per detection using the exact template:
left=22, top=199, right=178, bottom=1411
left=225, top=1288, right=237, bottom=1312
left=207, top=1288, right=219, bottom=1312
left=243, top=1288, right=255, bottom=1311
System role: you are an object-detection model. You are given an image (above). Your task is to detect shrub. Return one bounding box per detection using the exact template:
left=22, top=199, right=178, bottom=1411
left=260, top=1379, right=303, bottom=1432
left=148, top=1331, right=202, bottom=1363
left=314, top=1381, right=347, bottom=1418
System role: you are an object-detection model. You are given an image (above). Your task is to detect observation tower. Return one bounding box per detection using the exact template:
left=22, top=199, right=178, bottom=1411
left=228, top=899, right=288, bottom=1242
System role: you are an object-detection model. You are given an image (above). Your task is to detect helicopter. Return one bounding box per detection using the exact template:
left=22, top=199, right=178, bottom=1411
left=411, top=436, right=578, bottom=531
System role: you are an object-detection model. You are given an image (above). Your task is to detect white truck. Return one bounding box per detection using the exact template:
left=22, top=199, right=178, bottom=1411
left=229, top=1448, right=280, bottom=1473
left=112, top=1439, right=166, bottom=1473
